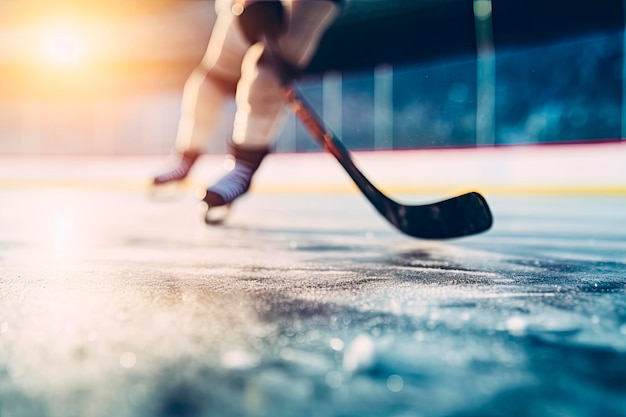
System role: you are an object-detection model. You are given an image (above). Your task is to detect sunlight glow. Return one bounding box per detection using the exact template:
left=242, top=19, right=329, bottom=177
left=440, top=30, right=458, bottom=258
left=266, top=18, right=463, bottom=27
left=45, top=32, right=82, bottom=65
left=33, top=192, right=91, bottom=264
left=2, top=0, right=190, bottom=97
left=48, top=212, right=83, bottom=263
left=20, top=18, right=101, bottom=82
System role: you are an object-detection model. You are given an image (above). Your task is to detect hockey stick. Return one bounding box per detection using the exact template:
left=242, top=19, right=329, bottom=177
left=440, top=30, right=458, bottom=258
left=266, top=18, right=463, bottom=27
left=284, top=87, right=492, bottom=239
left=233, top=32, right=492, bottom=239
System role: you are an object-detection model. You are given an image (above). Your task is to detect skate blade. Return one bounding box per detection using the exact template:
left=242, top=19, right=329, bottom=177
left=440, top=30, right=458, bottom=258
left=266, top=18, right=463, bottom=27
left=203, top=203, right=232, bottom=226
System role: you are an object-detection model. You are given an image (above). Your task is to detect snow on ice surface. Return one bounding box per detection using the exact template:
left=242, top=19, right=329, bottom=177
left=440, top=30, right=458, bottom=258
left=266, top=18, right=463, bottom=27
left=0, top=189, right=625, bottom=417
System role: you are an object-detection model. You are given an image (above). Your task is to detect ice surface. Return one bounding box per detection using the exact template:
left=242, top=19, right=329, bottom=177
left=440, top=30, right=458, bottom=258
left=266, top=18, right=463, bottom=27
left=0, top=189, right=625, bottom=417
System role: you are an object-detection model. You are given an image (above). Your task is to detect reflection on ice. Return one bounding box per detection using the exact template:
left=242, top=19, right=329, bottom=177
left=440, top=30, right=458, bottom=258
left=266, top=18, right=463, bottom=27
left=342, top=335, right=375, bottom=373
left=120, top=352, right=137, bottom=369
left=221, top=349, right=260, bottom=370
left=386, top=374, right=404, bottom=392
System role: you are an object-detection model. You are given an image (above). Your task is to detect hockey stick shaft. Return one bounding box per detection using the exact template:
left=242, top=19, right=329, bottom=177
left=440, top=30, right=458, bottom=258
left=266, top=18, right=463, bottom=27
left=285, top=88, right=398, bottom=218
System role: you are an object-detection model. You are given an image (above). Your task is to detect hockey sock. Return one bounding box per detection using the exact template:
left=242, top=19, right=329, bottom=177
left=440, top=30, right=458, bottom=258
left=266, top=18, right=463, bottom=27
left=153, top=150, right=201, bottom=185
left=202, top=146, right=269, bottom=207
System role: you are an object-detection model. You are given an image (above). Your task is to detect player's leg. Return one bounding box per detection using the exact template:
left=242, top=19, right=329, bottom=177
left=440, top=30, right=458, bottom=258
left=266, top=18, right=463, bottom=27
left=152, top=68, right=230, bottom=186
left=201, top=0, right=340, bottom=208
left=201, top=42, right=273, bottom=210
left=153, top=5, right=250, bottom=186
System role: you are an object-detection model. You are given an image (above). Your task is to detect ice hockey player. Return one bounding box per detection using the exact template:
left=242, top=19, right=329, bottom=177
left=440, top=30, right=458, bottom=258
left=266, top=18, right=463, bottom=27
left=152, top=0, right=342, bottom=221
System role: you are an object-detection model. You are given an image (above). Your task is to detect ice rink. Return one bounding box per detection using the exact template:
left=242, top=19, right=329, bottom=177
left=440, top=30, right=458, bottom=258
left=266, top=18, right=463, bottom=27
left=1, top=149, right=625, bottom=417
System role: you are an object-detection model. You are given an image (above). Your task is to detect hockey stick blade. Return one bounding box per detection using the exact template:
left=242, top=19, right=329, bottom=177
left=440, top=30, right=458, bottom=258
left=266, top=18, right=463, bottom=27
left=285, top=88, right=493, bottom=239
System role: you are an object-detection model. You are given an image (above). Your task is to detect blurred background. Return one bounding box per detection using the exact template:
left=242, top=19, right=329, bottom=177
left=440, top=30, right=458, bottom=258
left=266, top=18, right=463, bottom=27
left=0, top=0, right=624, bottom=156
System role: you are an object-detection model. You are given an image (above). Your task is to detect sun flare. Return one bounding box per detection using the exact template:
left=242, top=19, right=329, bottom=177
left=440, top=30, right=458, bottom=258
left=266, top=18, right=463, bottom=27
left=44, top=30, right=84, bottom=66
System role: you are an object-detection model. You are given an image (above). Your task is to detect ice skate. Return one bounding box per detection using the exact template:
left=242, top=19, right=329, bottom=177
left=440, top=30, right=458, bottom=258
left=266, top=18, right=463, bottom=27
left=201, top=146, right=268, bottom=226
left=152, top=150, right=201, bottom=187
left=150, top=150, right=201, bottom=199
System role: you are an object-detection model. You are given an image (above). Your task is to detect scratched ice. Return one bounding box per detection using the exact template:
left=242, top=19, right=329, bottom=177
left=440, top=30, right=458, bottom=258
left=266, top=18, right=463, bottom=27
left=1, top=191, right=625, bottom=417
